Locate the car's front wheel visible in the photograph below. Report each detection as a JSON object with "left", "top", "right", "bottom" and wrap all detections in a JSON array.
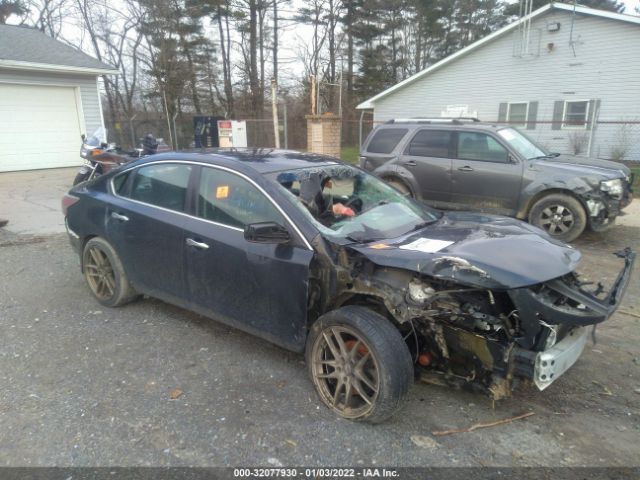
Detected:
[
  {"left": 306, "top": 306, "right": 413, "bottom": 423},
  {"left": 528, "top": 193, "right": 587, "bottom": 242},
  {"left": 82, "top": 237, "right": 138, "bottom": 307}
]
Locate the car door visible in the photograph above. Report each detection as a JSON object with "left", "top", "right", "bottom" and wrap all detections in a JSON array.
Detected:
[
  {"left": 182, "top": 165, "right": 314, "bottom": 352},
  {"left": 106, "top": 162, "right": 193, "bottom": 302},
  {"left": 398, "top": 129, "right": 453, "bottom": 206},
  {"left": 451, "top": 131, "right": 524, "bottom": 215}
]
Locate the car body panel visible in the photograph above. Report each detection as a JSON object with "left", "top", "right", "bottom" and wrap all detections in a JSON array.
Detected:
[{"left": 348, "top": 212, "right": 581, "bottom": 290}]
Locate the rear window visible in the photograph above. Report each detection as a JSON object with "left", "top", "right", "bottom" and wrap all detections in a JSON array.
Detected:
[
  {"left": 366, "top": 128, "right": 408, "bottom": 154},
  {"left": 407, "top": 130, "right": 452, "bottom": 158}
]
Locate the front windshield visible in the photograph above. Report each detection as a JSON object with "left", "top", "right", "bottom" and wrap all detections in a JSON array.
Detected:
[
  {"left": 497, "top": 127, "right": 547, "bottom": 159},
  {"left": 267, "top": 165, "right": 440, "bottom": 243},
  {"left": 85, "top": 127, "right": 107, "bottom": 147}
]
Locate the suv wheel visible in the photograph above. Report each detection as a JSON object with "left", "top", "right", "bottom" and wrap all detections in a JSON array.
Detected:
[
  {"left": 306, "top": 306, "right": 413, "bottom": 423},
  {"left": 528, "top": 193, "right": 587, "bottom": 242}
]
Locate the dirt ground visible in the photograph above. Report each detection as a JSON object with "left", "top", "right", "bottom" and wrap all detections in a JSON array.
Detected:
[{"left": 0, "top": 216, "right": 638, "bottom": 467}]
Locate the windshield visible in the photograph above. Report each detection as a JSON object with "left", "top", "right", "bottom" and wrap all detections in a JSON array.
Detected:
[
  {"left": 267, "top": 165, "right": 440, "bottom": 243},
  {"left": 497, "top": 127, "right": 547, "bottom": 159},
  {"left": 84, "top": 127, "right": 107, "bottom": 147}
]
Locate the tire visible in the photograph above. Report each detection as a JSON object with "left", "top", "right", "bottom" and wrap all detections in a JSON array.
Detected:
[
  {"left": 385, "top": 178, "right": 413, "bottom": 197},
  {"left": 82, "top": 237, "right": 138, "bottom": 307},
  {"left": 306, "top": 305, "right": 413, "bottom": 423},
  {"left": 528, "top": 193, "right": 587, "bottom": 242},
  {"left": 73, "top": 171, "right": 91, "bottom": 186}
]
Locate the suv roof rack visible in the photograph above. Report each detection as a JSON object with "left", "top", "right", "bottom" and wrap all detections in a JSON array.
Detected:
[{"left": 386, "top": 117, "right": 481, "bottom": 125}]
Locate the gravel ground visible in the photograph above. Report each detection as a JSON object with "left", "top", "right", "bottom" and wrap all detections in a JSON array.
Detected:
[{"left": 0, "top": 226, "right": 638, "bottom": 467}]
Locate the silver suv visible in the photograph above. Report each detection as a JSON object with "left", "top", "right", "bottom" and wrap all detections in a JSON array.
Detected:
[{"left": 360, "top": 118, "right": 633, "bottom": 242}]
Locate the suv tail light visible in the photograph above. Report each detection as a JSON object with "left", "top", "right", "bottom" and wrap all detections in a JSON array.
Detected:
[{"left": 61, "top": 194, "right": 80, "bottom": 216}]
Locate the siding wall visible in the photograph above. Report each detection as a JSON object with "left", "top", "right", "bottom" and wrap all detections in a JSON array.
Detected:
[
  {"left": 0, "top": 69, "right": 103, "bottom": 135},
  {"left": 372, "top": 11, "right": 640, "bottom": 160}
]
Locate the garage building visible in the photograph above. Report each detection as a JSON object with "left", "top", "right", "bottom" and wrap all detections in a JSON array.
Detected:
[{"left": 0, "top": 25, "right": 116, "bottom": 172}]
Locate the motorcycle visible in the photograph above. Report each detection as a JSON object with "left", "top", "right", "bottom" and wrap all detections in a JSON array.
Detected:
[{"left": 73, "top": 129, "right": 162, "bottom": 186}]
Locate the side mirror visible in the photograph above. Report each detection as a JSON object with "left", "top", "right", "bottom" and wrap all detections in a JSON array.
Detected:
[{"left": 244, "top": 222, "right": 290, "bottom": 244}]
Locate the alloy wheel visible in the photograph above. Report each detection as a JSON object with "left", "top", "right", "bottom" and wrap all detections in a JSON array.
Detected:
[
  {"left": 310, "top": 326, "right": 380, "bottom": 419},
  {"left": 84, "top": 246, "right": 116, "bottom": 300},
  {"left": 539, "top": 204, "right": 575, "bottom": 235}
]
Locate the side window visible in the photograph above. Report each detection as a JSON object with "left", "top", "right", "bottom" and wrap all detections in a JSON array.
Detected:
[
  {"left": 366, "top": 128, "right": 408, "bottom": 154},
  {"left": 129, "top": 164, "right": 192, "bottom": 212},
  {"left": 112, "top": 171, "right": 131, "bottom": 195},
  {"left": 457, "top": 132, "right": 509, "bottom": 163},
  {"left": 197, "top": 167, "right": 285, "bottom": 229},
  {"left": 406, "top": 130, "right": 451, "bottom": 158}
]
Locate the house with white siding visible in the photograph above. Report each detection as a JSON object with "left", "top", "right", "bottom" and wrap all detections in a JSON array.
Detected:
[
  {"left": 357, "top": 2, "right": 640, "bottom": 161},
  {"left": 0, "top": 25, "right": 117, "bottom": 172}
]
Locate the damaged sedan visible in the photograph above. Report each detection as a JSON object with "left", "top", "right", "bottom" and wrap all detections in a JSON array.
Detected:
[{"left": 63, "top": 150, "right": 634, "bottom": 423}]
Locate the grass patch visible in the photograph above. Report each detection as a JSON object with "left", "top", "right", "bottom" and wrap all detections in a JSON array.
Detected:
[
  {"left": 341, "top": 146, "right": 360, "bottom": 164},
  {"left": 631, "top": 166, "right": 640, "bottom": 189}
]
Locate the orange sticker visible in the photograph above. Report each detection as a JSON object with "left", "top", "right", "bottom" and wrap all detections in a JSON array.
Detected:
[
  {"left": 216, "top": 185, "right": 229, "bottom": 199},
  {"left": 369, "top": 243, "right": 390, "bottom": 249}
]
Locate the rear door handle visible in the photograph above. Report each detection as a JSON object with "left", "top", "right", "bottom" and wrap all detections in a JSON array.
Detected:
[
  {"left": 110, "top": 212, "right": 129, "bottom": 222},
  {"left": 404, "top": 160, "right": 417, "bottom": 167},
  {"left": 186, "top": 238, "right": 209, "bottom": 250},
  {"left": 457, "top": 166, "right": 474, "bottom": 172}
]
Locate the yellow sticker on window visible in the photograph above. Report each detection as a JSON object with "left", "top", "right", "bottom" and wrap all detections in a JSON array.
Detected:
[{"left": 216, "top": 185, "right": 229, "bottom": 199}]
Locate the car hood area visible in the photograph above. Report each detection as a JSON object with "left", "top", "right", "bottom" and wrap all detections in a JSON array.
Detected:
[
  {"left": 348, "top": 212, "right": 582, "bottom": 290},
  {"left": 532, "top": 154, "right": 630, "bottom": 179}
]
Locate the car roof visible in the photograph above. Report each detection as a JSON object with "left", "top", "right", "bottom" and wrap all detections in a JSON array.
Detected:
[{"left": 127, "top": 148, "right": 341, "bottom": 175}]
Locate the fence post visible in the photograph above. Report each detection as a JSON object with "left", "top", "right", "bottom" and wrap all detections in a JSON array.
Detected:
[{"left": 283, "top": 103, "right": 288, "bottom": 149}]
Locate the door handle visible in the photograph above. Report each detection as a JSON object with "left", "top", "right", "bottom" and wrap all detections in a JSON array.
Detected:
[
  {"left": 404, "top": 160, "right": 417, "bottom": 167},
  {"left": 186, "top": 238, "right": 209, "bottom": 250},
  {"left": 110, "top": 212, "right": 129, "bottom": 222},
  {"left": 457, "top": 166, "right": 474, "bottom": 172}
]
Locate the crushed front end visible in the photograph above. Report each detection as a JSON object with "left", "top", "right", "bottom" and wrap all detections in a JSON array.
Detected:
[{"left": 353, "top": 248, "right": 636, "bottom": 399}]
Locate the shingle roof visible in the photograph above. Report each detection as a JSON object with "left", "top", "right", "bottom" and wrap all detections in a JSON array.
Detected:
[{"left": 0, "top": 24, "right": 117, "bottom": 74}]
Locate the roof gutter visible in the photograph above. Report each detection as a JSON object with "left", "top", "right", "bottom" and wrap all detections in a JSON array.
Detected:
[{"left": 0, "top": 59, "right": 118, "bottom": 75}]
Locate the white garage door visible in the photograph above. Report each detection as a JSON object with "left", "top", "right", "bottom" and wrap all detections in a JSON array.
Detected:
[{"left": 0, "top": 83, "right": 84, "bottom": 172}]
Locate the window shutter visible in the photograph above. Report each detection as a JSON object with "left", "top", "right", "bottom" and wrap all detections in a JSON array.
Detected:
[
  {"left": 586, "top": 99, "right": 600, "bottom": 130},
  {"left": 498, "top": 103, "right": 508, "bottom": 123},
  {"left": 526, "top": 101, "right": 538, "bottom": 130},
  {"left": 552, "top": 101, "right": 564, "bottom": 130}
]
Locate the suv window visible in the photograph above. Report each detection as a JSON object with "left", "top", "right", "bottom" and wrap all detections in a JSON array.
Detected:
[
  {"left": 457, "top": 132, "right": 509, "bottom": 163},
  {"left": 367, "top": 128, "right": 408, "bottom": 154},
  {"left": 197, "top": 167, "right": 285, "bottom": 229},
  {"left": 129, "top": 164, "right": 192, "bottom": 212},
  {"left": 406, "top": 130, "right": 451, "bottom": 158}
]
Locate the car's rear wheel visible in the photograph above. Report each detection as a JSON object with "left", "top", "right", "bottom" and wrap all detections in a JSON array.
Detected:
[
  {"left": 528, "top": 193, "right": 586, "bottom": 242},
  {"left": 306, "top": 306, "right": 413, "bottom": 423},
  {"left": 82, "top": 237, "right": 138, "bottom": 307},
  {"left": 385, "top": 178, "right": 413, "bottom": 197}
]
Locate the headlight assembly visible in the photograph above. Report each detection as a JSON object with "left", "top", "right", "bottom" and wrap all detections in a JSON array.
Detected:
[{"left": 600, "top": 178, "right": 623, "bottom": 198}]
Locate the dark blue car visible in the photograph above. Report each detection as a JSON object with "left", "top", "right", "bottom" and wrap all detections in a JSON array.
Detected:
[{"left": 63, "top": 149, "right": 634, "bottom": 422}]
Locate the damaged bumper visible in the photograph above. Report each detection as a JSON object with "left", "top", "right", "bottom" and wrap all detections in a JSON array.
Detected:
[
  {"left": 515, "top": 326, "right": 589, "bottom": 390},
  {"left": 509, "top": 248, "right": 635, "bottom": 327}
]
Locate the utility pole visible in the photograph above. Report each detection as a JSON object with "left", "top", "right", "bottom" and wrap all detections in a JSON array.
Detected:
[
  {"left": 273, "top": 0, "right": 278, "bottom": 86},
  {"left": 310, "top": 75, "right": 316, "bottom": 115},
  {"left": 271, "top": 78, "right": 280, "bottom": 149}
]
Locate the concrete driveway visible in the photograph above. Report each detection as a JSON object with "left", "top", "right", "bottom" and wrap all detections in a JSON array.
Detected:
[{"left": 0, "top": 167, "right": 76, "bottom": 235}]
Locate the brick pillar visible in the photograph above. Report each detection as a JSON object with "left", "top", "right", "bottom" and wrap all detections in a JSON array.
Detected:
[{"left": 305, "top": 113, "right": 342, "bottom": 158}]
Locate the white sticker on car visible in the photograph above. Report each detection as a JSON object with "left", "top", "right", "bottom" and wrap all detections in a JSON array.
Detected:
[{"left": 399, "top": 238, "right": 454, "bottom": 253}]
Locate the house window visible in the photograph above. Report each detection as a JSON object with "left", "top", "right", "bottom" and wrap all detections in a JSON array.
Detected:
[
  {"left": 507, "top": 102, "right": 528, "bottom": 126},
  {"left": 563, "top": 100, "right": 590, "bottom": 129}
]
